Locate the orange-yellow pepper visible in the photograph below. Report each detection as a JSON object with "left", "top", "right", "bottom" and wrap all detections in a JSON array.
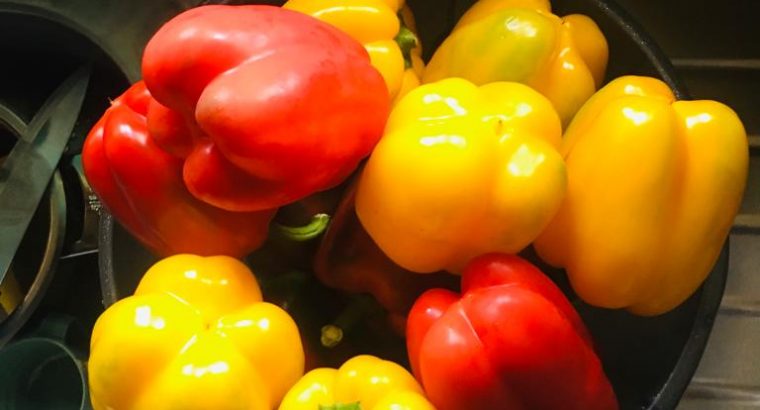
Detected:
[
  {"left": 279, "top": 355, "right": 435, "bottom": 410},
  {"left": 355, "top": 77, "right": 566, "bottom": 274},
  {"left": 534, "top": 76, "right": 749, "bottom": 315},
  {"left": 423, "top": 0, "right": 608, "bottom": 125},
  {"left": 88, "top": 255, "right": 304, "bottom": 409},
  {"left": 283, "top": 0, "right": 424, "bottom": 102}
]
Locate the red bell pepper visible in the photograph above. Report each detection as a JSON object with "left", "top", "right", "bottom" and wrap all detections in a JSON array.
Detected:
[
  {"left": 407, "top": 253, "right": 618, "bottom": 410},
  {"left": 141, "top": 5, "right": 390, "bottom": 212},
  {"left": 82, "top": 82, "right": 275, "bottom": 257}
]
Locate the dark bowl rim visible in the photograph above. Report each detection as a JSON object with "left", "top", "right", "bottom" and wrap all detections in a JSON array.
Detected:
[{"left": 592, "top": 0, "right": 690, "bottom": 100}]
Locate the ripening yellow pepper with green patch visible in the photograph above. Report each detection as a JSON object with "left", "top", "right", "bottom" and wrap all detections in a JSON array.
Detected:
[{"left": 423, "top": 0, "right": 608, "bottom": 125}]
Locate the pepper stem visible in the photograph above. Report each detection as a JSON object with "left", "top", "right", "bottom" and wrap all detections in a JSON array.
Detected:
[
  {"left": 319, "top": 403, "right": 362, "bottom": 410},
  {"left": 395, "top": 25, "right": 418, "bottom": 70},
  {"left": 321, "top": 294, "right": 381, "bottom": 348},
  {"left": 320, "top": 324, "right": 344, "bottom": 348},
  {"left": 272, "top": 213, "right": 330, "bottom": 242}
]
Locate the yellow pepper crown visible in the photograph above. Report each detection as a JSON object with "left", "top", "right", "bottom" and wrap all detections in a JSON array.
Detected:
[
  {"left": 88, "top": 254, "right": 305, "bottom": 410},
  {"left": 356, "top": 77, "right": 566, "bottom": 274},
  {"left": 279, "top": 355, "right": 435, "bottom": 410}
]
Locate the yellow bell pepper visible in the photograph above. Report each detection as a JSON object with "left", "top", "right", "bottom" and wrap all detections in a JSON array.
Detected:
[
  {"left": 534, "top": 76, "right": 749, "bottom": 315},
  {"left": 423, "top": 0, "right": 608, "bottom": 125},
  {"left": 88, "top": 254, "right": 305, "bottom": 410},
  {"left": 355, "top": 77, "right": 566, "bottom": 274},
  {"left": 283, "top": 0, "right": 424, "bottom": 102},
  {"left": 279, "top": 355, "right": 435, "bottom": 410}
]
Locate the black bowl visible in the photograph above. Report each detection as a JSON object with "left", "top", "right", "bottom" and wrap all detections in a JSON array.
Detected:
[{"left": 96, "top": 1, "right": 726, "bottom": 409}]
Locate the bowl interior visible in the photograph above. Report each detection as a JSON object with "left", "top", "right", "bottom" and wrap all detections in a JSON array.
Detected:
[{"left": 98, "top": 1, "right": 726, "bottom": 409}]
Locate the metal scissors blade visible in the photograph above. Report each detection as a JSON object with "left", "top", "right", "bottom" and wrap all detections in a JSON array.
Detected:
[{"left": 0, "top": 66, "right": 91, "bottom": 284}]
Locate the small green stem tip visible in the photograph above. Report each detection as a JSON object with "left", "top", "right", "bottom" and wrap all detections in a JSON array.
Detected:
[
  {"left": 321, "top": 324, "right": 344, "bottom": 348},
  {"left": 320, "top": 294, "right": 382, "bottom": 348},
  {"left": 273, "top": 213, "right": 331, "bottom": 242},
  {"left": 395, "top": 25, "right": 418, "bottom": 69},
  {"left": 319, "top": 402, "right": 361, "bottom": 410}
]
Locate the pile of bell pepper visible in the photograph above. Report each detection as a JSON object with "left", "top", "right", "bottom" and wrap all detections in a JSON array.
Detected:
[{"left": 82, "top": 1, "right": 749, "bottom": 409}]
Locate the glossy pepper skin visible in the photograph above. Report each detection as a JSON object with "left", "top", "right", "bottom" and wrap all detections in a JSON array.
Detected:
[
  {"left": 283, "top": 0, "right": 424, "bottom": 103},
  {"left": 355, "top": 78, "right": 566, "bottom": 273},
  {"left": 141, "top": 5, "right": 389, "bottom": 212},
  {"left": 314, "top": 183, "right": 458, "bottom": 334},
  {"left": 407, "top": 253, "right": 617, "bottom": 410},
  {"left": 279, "top": 355, "right": 434, "bottom": 410},
  {"left": 534, "top": 76, "right": 749, "bottom": 315},
  {"left": 88, "top": 254, "right": 304, "bottom": 410},
  {"left": 423, "top": 0, "right": 608, "bottom": 125},
  {"left": 82, "top": 81, "right": 275, "bottom": 257}
]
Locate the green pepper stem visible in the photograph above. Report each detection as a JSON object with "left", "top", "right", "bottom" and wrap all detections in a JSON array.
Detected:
[
  {"left": 395, "top": 25, "right": 418, "bottom": 70},
  {"left": 272, "top": 213, "right": 330, "bottom": 242},
  {"left": 320, "top": 294, "right": 381, "bottom": 348},
  {"left": 320, "top": 324, "right": 344, "bottom": 348},
  {"left": 319, "top": 402, "right": 361, "bottom": 410}
]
